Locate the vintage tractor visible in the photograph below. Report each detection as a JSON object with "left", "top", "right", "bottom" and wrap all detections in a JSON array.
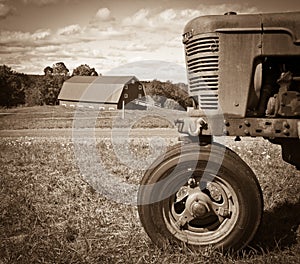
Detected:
[{"left": 138, "top": 11, "right": 300, "bottom": 252}]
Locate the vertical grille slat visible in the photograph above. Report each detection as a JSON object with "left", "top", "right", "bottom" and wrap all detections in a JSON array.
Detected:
[{"left": 185, "top": 34, "right": 219, "bottom": 110}]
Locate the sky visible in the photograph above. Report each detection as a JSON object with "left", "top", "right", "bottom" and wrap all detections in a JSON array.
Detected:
[{"left": 0, "top": 0, "right": 300, "bottom": 83}]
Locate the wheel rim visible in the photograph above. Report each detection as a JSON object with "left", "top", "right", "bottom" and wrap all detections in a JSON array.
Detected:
[{"left": 161, "top": 168, "right": 239, "bottom": 246}]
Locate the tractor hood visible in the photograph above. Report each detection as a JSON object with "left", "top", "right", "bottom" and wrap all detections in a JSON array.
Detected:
[{"left": 183, "top": 12, "right": 300, "bottom": 44}]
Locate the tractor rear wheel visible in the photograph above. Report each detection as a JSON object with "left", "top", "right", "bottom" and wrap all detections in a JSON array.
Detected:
[{"left": 138, "top": 143, "right": 263, "bottom": 252}]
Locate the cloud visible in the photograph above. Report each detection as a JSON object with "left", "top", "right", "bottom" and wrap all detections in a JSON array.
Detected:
[
  {"left": 118, "top": 5, "right": 259, "bottom": 56},
  {"left": 35, "top": 45, "right": 60, "bottom": 53},
  {"left": 122, "top": 8, "right": 150, "bottom": 27},
  {"left": 122, "top": 5, "right": 258, "bottom": 32},
  {"left": 57, "top": 24, "right": 81, "bottom": 36},
  {"left": 97, "top": 26, "right": 126, "bottom": 37},
  {"left": 121, "top": 8, "right": 201, "bottom": 35},
  {"left": 0, "top": 39, "right": 107, "bottom": 75},
  {"left": 159, "top": 9, "right": 177, "bottom": 21},
  {"left": 111, "top": 43, "right": 148, "bottom": 52},
  {"left": 0, "top": 23, "right": 128, "bottom": 54},
  {"left": 0, "top": 29, "right": 52, "bottom": 47},
  {"left": 95, "top": 7, "right": 114, "bottom": 22},
  {"left": 0, "top": 45, "right": 32, "bottom": 55},
  {"left": 89, "top": 7, "right": 115, "bottom": 26},
  {"left": 106, "top": 60, "right": 187, "bottom": 83},
  {"left": 0, "top": 2, "right": 14, "bottom": 19},
  {"left": 32, "top": 29, "right": 51, "bottom": 40},
  {"left": 196, "top": 3, "right": 258, "bottom": 15},
  {"left": 85, "top": 26, "right": 130, "bottom": 40},
  {"left": 1, "top": 3, "right": 260, "bottom": 79},
  {"left": 22, "top": 0, "right": 60, "bottom": 6}
]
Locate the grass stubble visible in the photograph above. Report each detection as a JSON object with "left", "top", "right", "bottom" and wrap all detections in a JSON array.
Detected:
[{"left": 0, "top": 107, "right": 299, "bottom": 263}]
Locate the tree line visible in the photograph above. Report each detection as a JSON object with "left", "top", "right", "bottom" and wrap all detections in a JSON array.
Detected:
[
  {"left": 0, "top": 62, "right": 100, "bottom": 107},
  {"left": 43, "top": 62, "right": 99, "bottom": 77},
  {"left": 142, "top": 80, "right": 191, "bottom": 109},
  {"left": 0, "top": 62, "right": 191, "bottom": 108}
]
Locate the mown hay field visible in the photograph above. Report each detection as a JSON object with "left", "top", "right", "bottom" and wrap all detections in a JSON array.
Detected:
[
  {"left": 0, "top": 106, "right": 299, "bottom": 263},
  {"left": 0, "top": 105, "right": 176, "bottom": 130}
]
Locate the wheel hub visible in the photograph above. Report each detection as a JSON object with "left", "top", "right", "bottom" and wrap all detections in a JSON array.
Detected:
[
  {"left": 174, "top": 183, "right": 233, "bottom": 229},
  {"left": 185, "top": 191, "right": 211, "bottom": 218},
  {"left": 191, "top": 201, "right": 207, "bottom": 217}
]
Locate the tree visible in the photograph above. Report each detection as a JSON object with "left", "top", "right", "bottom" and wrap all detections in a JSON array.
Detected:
[
  {"left": 44, "top": 66, "right": 53, "bottom": 75},
  {"left": 25, "top": 75, "right": 44, "bottom": 106},
  {"left": 41, "top": 75, "right": 68, "bottom": 105},
  {"left": 72, "top": 64, "right": 98, "bottom": 76},
  {"left": 145, "top": 79, "right": 192, "bottom": 109},
  {"left": 0, "top": 65, "right": 25, "bottom": 107},
  {"left": 0, "top": 65, "right": 12, "bottom": 106},
  {"left": 52, "top": 62, "right": 69, "bottom": 76}
]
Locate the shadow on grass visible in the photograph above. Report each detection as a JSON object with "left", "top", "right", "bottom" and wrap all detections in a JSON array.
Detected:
[{"left": 250, "top": 199, "right": 300, "bottom": 252}]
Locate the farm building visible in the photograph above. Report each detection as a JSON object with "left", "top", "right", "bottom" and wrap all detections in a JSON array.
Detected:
[{"left": 58, "top": 75, "right": 146, "bottom": 110}]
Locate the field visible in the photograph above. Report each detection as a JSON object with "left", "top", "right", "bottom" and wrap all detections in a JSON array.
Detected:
[
  {"left": 0, "top": 106, "right": 176, "bottom": 130},
  {"left": 0, "top": 106, "right": 300, "bottom": 263}
]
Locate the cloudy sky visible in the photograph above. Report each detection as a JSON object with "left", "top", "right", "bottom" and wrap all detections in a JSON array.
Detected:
[{"left": 0, "top": 0, "right": 300, "bottom": 82}]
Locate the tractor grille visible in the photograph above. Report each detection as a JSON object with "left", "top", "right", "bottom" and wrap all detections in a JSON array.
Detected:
[{"left": 185, "top": 35, "right": 219, "bottom": 110}]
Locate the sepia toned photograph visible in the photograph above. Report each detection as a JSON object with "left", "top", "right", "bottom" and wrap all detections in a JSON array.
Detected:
[{"left": 0, "top": 0, "right": 300, "bottom": 263}]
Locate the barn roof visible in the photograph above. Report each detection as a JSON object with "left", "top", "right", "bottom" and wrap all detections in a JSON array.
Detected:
[{"left": 58, "top": 75, "right": 139, "bottom": 103}]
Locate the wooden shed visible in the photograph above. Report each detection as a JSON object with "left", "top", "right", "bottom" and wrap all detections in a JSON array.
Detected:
[{"left": 58, "top": 75, "right": 146, "bottom": 110}]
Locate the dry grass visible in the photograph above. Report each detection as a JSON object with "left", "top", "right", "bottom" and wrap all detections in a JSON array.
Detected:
[
  {"left": 0, "top": 137, "right": 299, "bottom": 263},
  {"left": 0, "top": 106, "right": 299, "bottom": 263},
  {"left": 0, "top": 105, "right": 176, "bottom": 130}
]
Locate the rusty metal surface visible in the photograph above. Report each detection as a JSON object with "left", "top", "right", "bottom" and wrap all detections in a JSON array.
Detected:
[
  {"left": 183, "top": 13, "right": 261, "bottom": 38},
  {"left": 261, "top": 12, "right": 300, "bottom": 44},
  {"left": 277, "top": 91, "right": 300, "bottom": 116},
  {"left": 218, "top": 33, "right": 262, "bottom": 117},
  {"left": 183, "top": 11, "right": 300, "bottom": 118},
  {"left": 223, "top": 118, "right": 299, "bottom": 138},
  {"left": 176, "top": 116, "right": 300, "bottom": 139},
  {"left": 183, "top": 12, "right": 300, "bottom": 43}
]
